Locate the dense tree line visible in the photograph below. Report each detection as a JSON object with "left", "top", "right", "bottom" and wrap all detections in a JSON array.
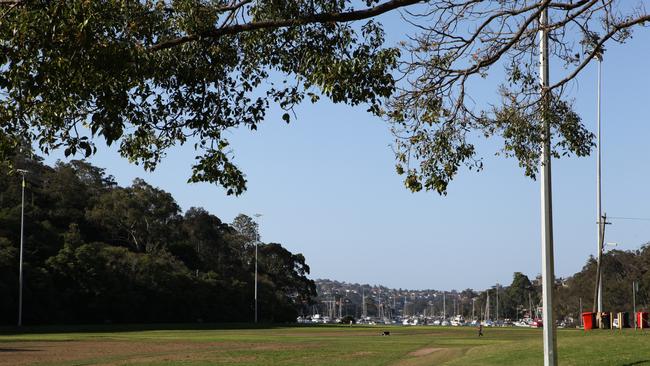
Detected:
[
  {"left": 0, "top": 152, "right": 315, "bottom": 325},
  {"left": 556, "top": 248, "right": 650, "bottom": 321},
  {"left": 484, "top": 252, "right": 650, "bottom": 323}
]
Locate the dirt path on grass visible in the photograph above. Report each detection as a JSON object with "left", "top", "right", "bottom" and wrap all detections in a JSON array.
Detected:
[
  {"left": 393, "top": 346, "right": 467, "bottom": 366},
  {"left": 408, "top": 347, "right": 443, "bottom": 356}
]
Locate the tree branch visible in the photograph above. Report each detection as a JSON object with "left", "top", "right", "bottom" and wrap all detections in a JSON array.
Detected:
[
  {"left": 217, "top": 0, "right": 253, "bottom": 13},
  {"left": 550, "top": 13, "right": 650, "bottom": 91},
  {"left": 149, "top": 0, "right": 422, "bottom": 52}
]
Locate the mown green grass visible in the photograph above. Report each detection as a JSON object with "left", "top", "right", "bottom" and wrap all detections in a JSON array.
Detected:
[{"left": 1, "top": 324, "right": 649, "bottom": 365}]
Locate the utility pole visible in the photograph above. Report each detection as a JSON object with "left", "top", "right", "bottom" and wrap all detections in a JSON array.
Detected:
[
  {"left": 539, "top": 5, "right": 558, "bottom": 365},
  {"left": 17, "top": 169, "right": 27, "bottom": 327},
  {"left": 593, "top": 213, "right": 610, "bottom": 313}
]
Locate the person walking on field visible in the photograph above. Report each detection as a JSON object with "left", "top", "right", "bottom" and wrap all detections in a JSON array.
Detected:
[{"left": 478, "top": 324, "right": 483, "bottom": 337}]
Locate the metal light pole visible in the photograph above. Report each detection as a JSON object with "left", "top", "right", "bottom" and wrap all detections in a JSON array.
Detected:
[
  {"left": 539, "top": 6, "right": 558, "bottom": 365},
  {"left": 579, "top": 297, "right": 583, "bottom": 327},
  {"left": 595, "top": 239, "right": 617, "bottom": 316},
  {"left": 253, "top": 213, "right": 262, "bottom": 324},
  {"left": 254, "top": 238, "right": 258, "bottom": 323},
  {"left": 596, "top": 56, "right": 604, "bottom": 314},
  {"left": 17, "top": 169, "right": 28, "bottom": 327},
  {"left": 633, "top": 281, "right": 638, "bottom": 329}
]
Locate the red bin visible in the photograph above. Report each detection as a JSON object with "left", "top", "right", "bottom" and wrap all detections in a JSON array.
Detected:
[
  {"left": 637, "top": 312, "right": 649, "bottom": 329},
  {"left": 582, "top": 312, "right": 596, "bottom": 330}
]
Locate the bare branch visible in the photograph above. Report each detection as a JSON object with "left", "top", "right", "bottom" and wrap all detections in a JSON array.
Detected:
[
  {"left": 149, "top": 0, "right": 422, "bottom": 52},
  {"left": 217, "top": 0, "right": 253, "bottom": 13},
  {"left": 550, "top": 13, "right": 650, "bottom": 91}
]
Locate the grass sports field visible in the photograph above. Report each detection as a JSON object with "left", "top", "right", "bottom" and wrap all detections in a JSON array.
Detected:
[{"left": 1, "top": 324, "right": 649, "bottom": 365}]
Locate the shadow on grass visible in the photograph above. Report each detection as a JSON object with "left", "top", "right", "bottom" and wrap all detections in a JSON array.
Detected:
[
  {"left": 0, "top": 348, "right": 41, "bottom": 352},
  {"left": 0, "top": 323, "right": 330, "bottom": 335},
  {"left": 0, "top": 322, "right": 332, "bottom": 336},
  {"left": 621, "top": 361, "right": 650, "bottom": 366}
]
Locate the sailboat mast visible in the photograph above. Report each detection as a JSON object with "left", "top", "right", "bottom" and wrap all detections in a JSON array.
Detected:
[
  {"left": 496, "top": 284, "right": 499, "bottom": 323},
  {"left": 443, "top": 292, "right": 446, "bottom": 319},
  {"left": 485, "top": 290, "right": 490, "bottom": 321}
]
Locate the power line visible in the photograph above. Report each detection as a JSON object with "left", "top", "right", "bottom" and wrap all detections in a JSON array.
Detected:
[{"left": 609, "top": 216, "right": 650, "bottom": 222}]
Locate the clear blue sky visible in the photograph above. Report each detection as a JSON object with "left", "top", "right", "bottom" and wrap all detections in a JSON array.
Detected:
[{"left": 45, "top": 10, "right": 650, "bottom": 291}]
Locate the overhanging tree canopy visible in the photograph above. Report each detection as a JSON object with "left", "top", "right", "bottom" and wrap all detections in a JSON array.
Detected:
[
  {"left": 0, "top": 0, "right": 418, "bottom": 194},
  {"left": 1, "top": 1, "right": 648, "bottom": 195}
]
